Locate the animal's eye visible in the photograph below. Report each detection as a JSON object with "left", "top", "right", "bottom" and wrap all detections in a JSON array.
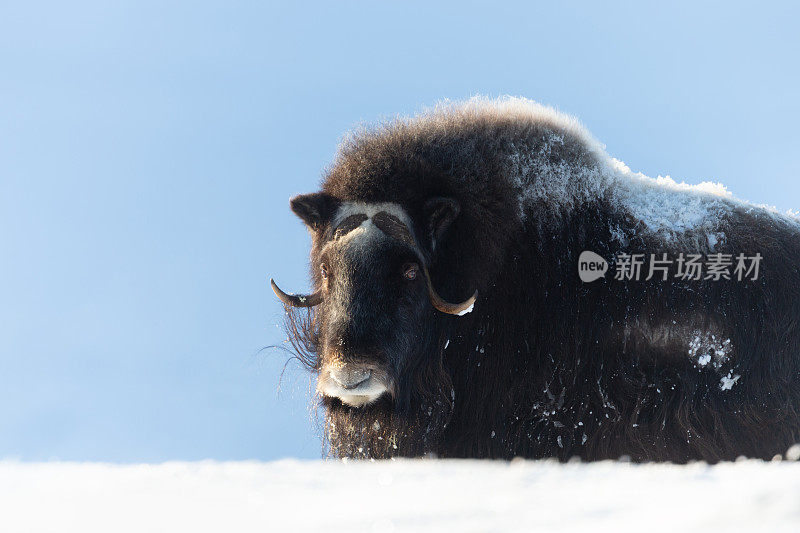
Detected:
[
  {"left": 403, "top": 263, "right": 419, "bottom": 281},
  {"left": 320, "top": 263, "right": 329, "bottom": 279}
]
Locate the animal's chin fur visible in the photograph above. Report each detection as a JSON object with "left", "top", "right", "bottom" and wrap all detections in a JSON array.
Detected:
[
  {"left": 321, "top": 390, "right": 451, "bottom": 459},
  {"left": 323, "top": 392, "right": 384, "bottom": 408},
  {"left": 323, "top": 391, "right": 388, "bottom": 408}
]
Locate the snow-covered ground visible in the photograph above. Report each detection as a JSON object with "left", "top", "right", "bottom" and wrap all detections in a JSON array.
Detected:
[{"left": 3, "top": 459, "right": 800, "bottom": 532}]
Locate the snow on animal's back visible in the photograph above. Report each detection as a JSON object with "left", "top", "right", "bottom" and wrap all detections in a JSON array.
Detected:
[{"left": 356, "top": 96, "right": 800, "bottom": 244}]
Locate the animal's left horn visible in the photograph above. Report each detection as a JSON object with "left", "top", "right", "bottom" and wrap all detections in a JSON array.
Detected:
[
  {"left": 423, "top": 267, "right": 477, "bottom": 316},
  {"left": 270, "top": 279, "right": 323, "bottom": 308}
]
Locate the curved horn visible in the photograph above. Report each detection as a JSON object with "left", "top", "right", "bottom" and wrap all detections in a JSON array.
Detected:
[
  {"left": 270, "top": 278, "right": 323, "bottom": 308},
  {"left": 423, "top": 267, "right": 477, "bottom": 316}
]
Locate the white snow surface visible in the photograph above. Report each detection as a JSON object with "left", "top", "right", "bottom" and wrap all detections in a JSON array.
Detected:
[{"left": 3, "top": 459, "right": 800, "bottom": 532}]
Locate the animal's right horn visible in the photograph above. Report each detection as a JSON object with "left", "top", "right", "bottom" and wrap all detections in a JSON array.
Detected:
[
  {"left": 423, "top": 267, "right": 477, "bottom": 316},
  {"left": 270, "top": 279, "right": 323, "bottom": 308}
]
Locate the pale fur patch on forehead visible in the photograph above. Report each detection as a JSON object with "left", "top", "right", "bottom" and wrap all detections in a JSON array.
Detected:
[
  {"left": 322, "top": 201, "right": 418, "bottom": 255},
  {"left": 333, "top": 201, "right": 413, "bottom": 229}
]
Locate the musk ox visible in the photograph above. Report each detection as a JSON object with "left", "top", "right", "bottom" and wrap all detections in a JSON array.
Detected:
[{"left": 273, "top": 97, "right": 800, "bottom": 462}]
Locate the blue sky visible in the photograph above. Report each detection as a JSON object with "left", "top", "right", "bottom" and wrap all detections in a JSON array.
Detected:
[{"left": 1, "top": 1, "right": 798, "bottom": 461}]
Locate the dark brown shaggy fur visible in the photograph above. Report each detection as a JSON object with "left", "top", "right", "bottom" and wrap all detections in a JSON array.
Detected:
[{"left": 283, "top": 98, "right": 800, "bottom": 462}]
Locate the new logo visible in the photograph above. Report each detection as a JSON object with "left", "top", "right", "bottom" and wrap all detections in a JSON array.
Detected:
[{"left": 578, "top": 251, "right": 609, "bottom": 282}]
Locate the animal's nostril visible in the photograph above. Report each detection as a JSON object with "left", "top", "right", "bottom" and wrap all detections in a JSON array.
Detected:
[{"left": 330, "top": 368, "right": 372, "bottom": 389}]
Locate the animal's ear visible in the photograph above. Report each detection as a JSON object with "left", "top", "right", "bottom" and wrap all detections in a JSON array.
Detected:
[
  {"left": 423, "top": 197, "right": 460, "bottom": 250},
  {"left": 290, "top": 193, "right": 337, "bottom": 230}
]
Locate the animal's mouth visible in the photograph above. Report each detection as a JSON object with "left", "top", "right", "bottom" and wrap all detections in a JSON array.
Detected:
[{"left": 317, "top": 364, "right": 391, "bottom": 407}]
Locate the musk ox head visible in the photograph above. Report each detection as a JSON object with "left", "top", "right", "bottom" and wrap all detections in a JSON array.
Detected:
[{"left": 272, "top": 192, "right": 476, "bottom": 411}]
